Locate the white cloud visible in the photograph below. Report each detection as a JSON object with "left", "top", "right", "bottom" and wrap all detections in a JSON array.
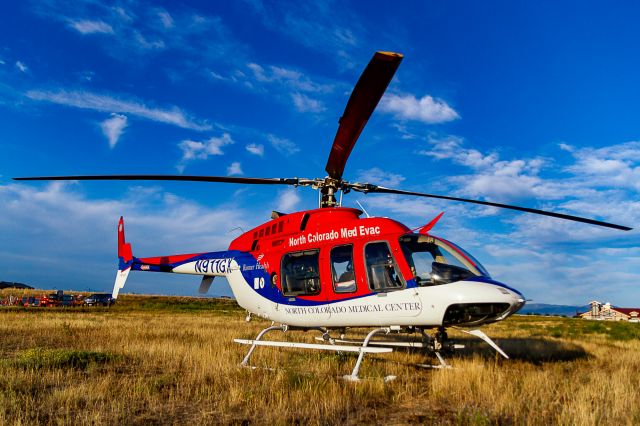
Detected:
[
  {"left": 420, "top": 136, "right": 556, "bottom": 202},
  {"left": 100, "top": 113, "right": 128, "bottom": 148},
  {"left": 558, "top": 142, "right": 574, "bottom": 152},
  {"left": 34, "top": 1, "right": 244, "bottom": 60},
  {"left": 275, "top": 188, "right": 301, "bottom": 212},
  {"left": 356, "top": 167, "right": 405, "bottom": 187},
  {"left": 243, "top": 1, "right": 362, "bottom": 60},
  {"left": 0, "top": 182, "right": 255, "bottom": 295},
  {"left": 68, "top": 19, "right": 114, "bottom": 34},
  {"left": 422, "top": 136, "right": 497, "bottom": 168},
  {"left": 246, "top": 62, "right": 334, "bottom": 94},
  {"left": 566, "top": 141, "right": 640, "bottom": 192},
  {"left": 291, "top": 92, "right": 325, "bottom": 113},
  {"left": 15, "top": 61, "right": 28, "bottom": 73},
  {"left": 156, "top": 9, "right": 174, "bottom": 29},
  {"left": 415, "top": 137, "right": 637, "bottom": 243},
  {"left": 133, "top": 32, "right": 165, "bottom": 50},
  {"left": 26, "top": 89, "right": 211, "bottom": 131},
  {"left": 379, "top": 93, "right": 459, "bottom": 124},
  {"left": 245, "top": 143, "right": 264, "bottom": 156},
  {"left": 178, "top": 133, "right": 234, "bottom": 172},
  {"left": 227, "top": 161, "right": 243, "bottom": 175},
  {"left": 267, "top": 134, "right": 299, "bottom": 155}
]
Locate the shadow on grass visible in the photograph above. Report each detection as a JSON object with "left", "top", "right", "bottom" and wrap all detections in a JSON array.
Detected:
[{"left": 450, "top": 337, "right": 590, "bottom": 364}]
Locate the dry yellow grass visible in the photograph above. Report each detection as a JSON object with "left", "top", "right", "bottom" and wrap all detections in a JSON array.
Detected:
[{"left": 1, "top": 292, "right": 640, "bottom": 425}]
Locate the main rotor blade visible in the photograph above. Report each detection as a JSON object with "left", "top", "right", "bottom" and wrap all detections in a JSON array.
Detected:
[
  {"left": 13, "top": 175, "right": 302, "bottom": 186},
  {"left": 353, "top": 185, "right": 632, "bottom": 231},
  {"left": 325, "top": 51, "right": 403, "bottom": 180}
]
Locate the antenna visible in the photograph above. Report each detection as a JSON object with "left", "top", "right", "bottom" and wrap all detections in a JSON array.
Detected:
[
  {"left": 227, "top": 226, "right": 245, "bottom": 236},
  {"left": 356, "top": 200, "right": 371, "bottom": 218}
]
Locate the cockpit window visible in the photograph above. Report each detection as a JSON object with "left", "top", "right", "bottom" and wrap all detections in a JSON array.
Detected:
[{"left": 399, "top": 234, "right": 490, "bottom": 286}]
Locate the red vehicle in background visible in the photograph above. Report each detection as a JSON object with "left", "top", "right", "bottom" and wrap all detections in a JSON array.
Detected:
[{"left": 40, "top": 292, "right": 62, "bottom": 307}]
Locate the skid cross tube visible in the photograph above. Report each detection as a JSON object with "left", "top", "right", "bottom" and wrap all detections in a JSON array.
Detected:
[
  {"left": 344, "top": 327, "right": 390, "bottom": 381},
  {"left": 240, "top": 325, "right": 287, "bottom": 367}
]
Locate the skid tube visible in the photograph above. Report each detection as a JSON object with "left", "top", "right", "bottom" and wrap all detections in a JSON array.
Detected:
[{"left": 236, "top": 325, "right": 396, "bottom": 381}]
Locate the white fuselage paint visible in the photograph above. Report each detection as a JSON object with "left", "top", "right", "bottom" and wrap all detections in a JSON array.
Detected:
[{"left": 187, "top": 260, "right": 525, "bottom": 328}]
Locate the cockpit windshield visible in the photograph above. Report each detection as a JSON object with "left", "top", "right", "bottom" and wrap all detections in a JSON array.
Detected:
[{"left": 399, "top": 234, "right": 490, "bottom": 286}]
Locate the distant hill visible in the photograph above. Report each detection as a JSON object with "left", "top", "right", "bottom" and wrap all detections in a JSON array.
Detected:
[
  {"left": 0, "top": 281, "right": 34, "bottom": 290},
  {"left": 518, "top": 303, "right": 589, "bottom": 317}
]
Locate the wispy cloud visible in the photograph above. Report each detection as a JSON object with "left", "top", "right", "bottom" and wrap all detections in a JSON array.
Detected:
[
  {"left": 26, "top": 89, "right": 211, "bottom": 131},
  {"left": 68, "top": 19, "right": 114, "bottom": 34},
  {"left": 291, "top": 93, "right": 324, "bottom": 113},
  {"left": 356, "top": 167, "right": 405, "bottom": 187},
  {"left": 414, "top": 137, "right": 637, "bottom": 240},
  {"left": 15, "top": 61, "right": 28, "bottom": 73},
  {"left": 155, "top": 9, "right": 174, "bottom": 29},
  {"left": 0, "top": 182, "right": 254, "bottom": 294},
  {"left": 565, "top": 141, "right": 640, "bottom": 192},
  {"left": 245, "top": 143, "right": 264, "bottom": 156},
  {"left": 267, "top": 134, "right": 299, "bottom": 155},
  {"left": 420, "top": 136, "right": 554, "bottom": 202},
  {"left": 178, "top": 133, "right": 234, "bottom": 172},
  {"left": 379, "top": 93, "right": 459, "bottom": 124},
  {"left": 275, "top": 188, "right": 301, "bottom": 212},
  {"left": 33, "top": 1, "right": 241, "bottom": 58},
  {"left": 100, "top": 113, "right": 128, "bottom": 148},
  {"left": 247, "top": 62, "right": 333, "bottom": 93},
  {"left": 242, "top": 0, "right": 363, "bottom": 62}
]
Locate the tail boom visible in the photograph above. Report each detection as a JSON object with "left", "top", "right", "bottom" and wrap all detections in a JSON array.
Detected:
[{"left": 112, "top": 217, "right": 239, "bottom": 298}]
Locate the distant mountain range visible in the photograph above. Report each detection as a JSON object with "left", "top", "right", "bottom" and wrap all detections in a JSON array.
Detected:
[
  {"left": 518, "top": 303, "right": 589, "bottom": 317},
  {"left": 0, "top": 281, "right": 34, "bottom": 290}
]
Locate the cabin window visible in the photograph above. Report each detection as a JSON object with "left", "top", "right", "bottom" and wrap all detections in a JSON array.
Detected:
[
  {"left": 331, "top": 245, "right": 356, "bottom": 293},
  {"left": 265, "top": 226, "right": 271, "bottom": 236},
  {"left": 281, "top": 250, "right": 321, "bottom": 296},
  {"left": 259, "top": 229, "right": 264, "bottom": 238},
  {"left": 364, "top": 242, "right": 404, "bottom": 291},
  {"left": 278, "top": 222, "right": 284, "bottom": 233},
  {"left": 271, "top": 224, "right": 277, "bottom": 234}
]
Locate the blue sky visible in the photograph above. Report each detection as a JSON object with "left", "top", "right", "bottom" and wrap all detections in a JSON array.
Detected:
[{"left": 1, "top": 1, "right": 638, "bottom": 305}]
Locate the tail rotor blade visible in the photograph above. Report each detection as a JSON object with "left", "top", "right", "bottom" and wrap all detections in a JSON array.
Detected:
[{"left": 325, "top": 51, "right": 403, "bottom": 180}]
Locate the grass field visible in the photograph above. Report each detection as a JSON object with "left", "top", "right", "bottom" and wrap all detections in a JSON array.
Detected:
[{"left": 1, "top": 290, "right": 639, "bottom": 425}]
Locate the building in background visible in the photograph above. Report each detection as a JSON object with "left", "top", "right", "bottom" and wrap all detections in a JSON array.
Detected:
[{"left": 581, "top": 301, "right": 640, "bottom": 322}]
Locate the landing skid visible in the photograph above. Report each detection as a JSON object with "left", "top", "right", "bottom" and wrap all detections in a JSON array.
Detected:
[
  {"left": 234, "top": 325, "right": 395, "bottom": 381},
  {"left": 418, "top": 327, "right": 509, "bottom": 368},
  {"left": 234, "top": 325, "right": 509, "bottom": 379}
]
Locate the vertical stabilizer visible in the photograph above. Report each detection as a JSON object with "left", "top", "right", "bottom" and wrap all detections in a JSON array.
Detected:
[{"left": 113, "top": 216, "right": 133, "bottom": 299}]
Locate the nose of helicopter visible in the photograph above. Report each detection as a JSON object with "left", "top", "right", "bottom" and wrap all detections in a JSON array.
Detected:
[{"left": 438, "top": 278, "right": 526, "bottom": 326}]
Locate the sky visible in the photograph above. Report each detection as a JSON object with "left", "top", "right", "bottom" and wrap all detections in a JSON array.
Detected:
[{"left": 0, "top": 0, "right": 639, "bottom": 305}]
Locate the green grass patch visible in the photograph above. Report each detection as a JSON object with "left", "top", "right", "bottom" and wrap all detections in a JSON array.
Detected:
[
  {"left": 109, "top": 295, "right": 243, "bottom": 313},
  {"left": 10, "top": 348, "right": 122, "bottom": 370},
  {"left": 524, "top": 317, "right": 640, "bottom": 341}
]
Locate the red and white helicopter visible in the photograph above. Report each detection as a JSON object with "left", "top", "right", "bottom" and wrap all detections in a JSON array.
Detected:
[{"left": 16, "top": 52, "right": 631, "bottom": 380}]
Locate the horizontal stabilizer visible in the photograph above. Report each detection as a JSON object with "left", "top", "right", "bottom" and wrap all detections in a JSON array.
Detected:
[{"left": 199, "top": 276, "right": 214, "bottom": 294}]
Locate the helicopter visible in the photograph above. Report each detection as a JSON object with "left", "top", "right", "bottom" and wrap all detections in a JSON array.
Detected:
[{"left": 15, "top": 51, "right": 631, "bottom": 381}]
